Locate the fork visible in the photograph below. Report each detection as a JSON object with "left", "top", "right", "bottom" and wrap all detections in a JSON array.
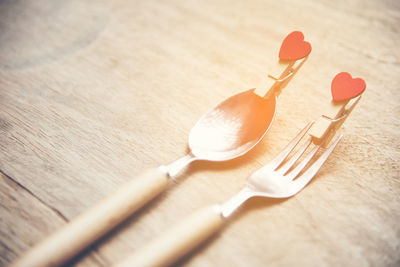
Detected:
[{"left": 115, "top": 122, "right": 342, "bottom": 267}]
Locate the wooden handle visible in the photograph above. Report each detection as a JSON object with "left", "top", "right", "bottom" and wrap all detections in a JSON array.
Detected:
[
  {"left": 12, "top": 168, "right": 169, "bottom": 267},
  {"left": 115, "top": 205, "right": 224, "bottom": 267}
]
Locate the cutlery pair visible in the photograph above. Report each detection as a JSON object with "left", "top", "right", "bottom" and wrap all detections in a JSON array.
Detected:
[
  {"left": 115, "top": 88, "right": 365, "bottom": 266},
  {"left": 12, "top": 32, "right": 365, "bottom": 267}
]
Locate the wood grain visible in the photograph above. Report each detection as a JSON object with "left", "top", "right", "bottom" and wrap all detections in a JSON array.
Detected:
[
  {"left": 0, "top": 172, "right": 106, "bottom": 267},
  {"left": 1, "top": 0, "right": 399, "bottom": 266}
]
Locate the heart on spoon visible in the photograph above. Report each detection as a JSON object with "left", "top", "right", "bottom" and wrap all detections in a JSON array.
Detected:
[
  {"left": 279, "top": 31, "right": 312, "bottom": 60},
  {"left": 331, "top": 72, "right": 366, "bottom": 101}
]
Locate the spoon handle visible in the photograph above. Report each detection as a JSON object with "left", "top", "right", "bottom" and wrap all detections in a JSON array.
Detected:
[
  {"left": 115, "top": 205, "right": 224, "bottom": 267},
  {"left": 12, "top": 168, "right": 169, "bottom": 267}
]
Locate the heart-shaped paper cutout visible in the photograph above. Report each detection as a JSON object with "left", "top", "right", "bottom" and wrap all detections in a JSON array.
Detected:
[
  {"left": 279, "top": 31, "right": 312, "bottom": 60},
  {"left": 331, "top": 72, "right": 366, "bottom": 101}
]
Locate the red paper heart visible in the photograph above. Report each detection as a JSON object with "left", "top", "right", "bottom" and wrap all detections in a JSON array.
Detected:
[
  {"left": 279, "top": 31, "right": 312, "bottom": 60},
  {"left": 331, "top": 72, "right": 366, "bottom": 101}
]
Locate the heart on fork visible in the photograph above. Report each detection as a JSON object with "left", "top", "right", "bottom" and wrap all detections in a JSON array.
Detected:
[
  {"left": 331, "top": 72, "right": 366, "bottom": 101},
  {"left": 279, "top": 31, "right": 312, "bottom": 60}
]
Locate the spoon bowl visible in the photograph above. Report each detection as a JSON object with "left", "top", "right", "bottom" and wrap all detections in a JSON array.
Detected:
[{"left": 189, "top": 89, "right": 276, "bottom": 161}]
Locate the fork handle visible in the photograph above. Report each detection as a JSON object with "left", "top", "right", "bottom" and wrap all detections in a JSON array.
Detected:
[
  {"left": 115, "top": 205, "right": 224, "bottom": 267},
  {"left": 12, "top": 168, "right": 169, "bottom": 267}
]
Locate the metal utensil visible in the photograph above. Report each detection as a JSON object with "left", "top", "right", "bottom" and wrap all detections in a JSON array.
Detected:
[
  {"left": 164, "top": 88, "right": 277, "bottom": 176},
  {"left": 115, "top": 122, "right": 342, "bottom": 267},
  {"left": 12, "top": 33, "right": 310, "bottom": 267}
]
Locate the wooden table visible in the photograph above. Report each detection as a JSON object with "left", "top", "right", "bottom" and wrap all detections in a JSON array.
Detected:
[{"left": 1, "top": 0, "right": 399, "bottom": 266}]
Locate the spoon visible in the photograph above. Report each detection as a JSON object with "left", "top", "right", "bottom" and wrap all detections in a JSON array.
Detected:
[
  {"left": 12, "top": 31, "right": 311, "bottom": 267},
  {"left": 164, "top": 88, "right": 277, "bottom": 177}
]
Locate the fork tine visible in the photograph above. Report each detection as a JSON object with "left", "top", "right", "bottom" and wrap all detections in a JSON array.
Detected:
[
  {"left": 268, "top": 121, "right": 314, "bottom": 170},
  {"left": 286, "top": 142, "right": 320, "bottom": 180},
  {"left": 292, "top": 135, "right": 343, "bottom": 188},
  {"left": 278, "top": 137, "right": 312, "bottom": 175}
]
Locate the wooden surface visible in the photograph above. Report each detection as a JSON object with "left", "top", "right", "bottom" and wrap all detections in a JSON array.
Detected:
[{"left": 1, "top": 0, "right": 399, "bottom": 266}]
